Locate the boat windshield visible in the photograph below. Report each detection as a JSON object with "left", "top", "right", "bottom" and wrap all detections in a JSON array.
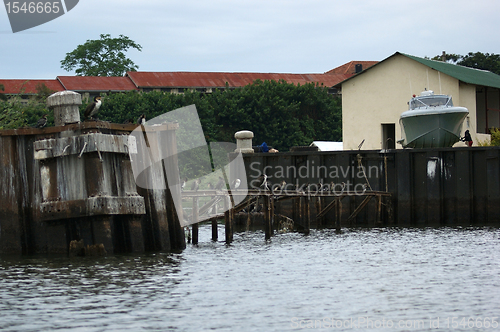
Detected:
[{"left": 410, "top": 96, "right": 453, "bottom": 109}]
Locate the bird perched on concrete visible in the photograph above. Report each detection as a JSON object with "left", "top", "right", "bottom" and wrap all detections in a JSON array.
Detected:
[
  {"left": 137, "top": 113, "right": 146, "bottom": 125},
  {"left": 181, "top": 178, "right": 187, "bottom": 191},
  {"left": 231, "top": 178, "right": 241, "bottom": 189},
  {"left": 84, "top": 96, "right": 102, "bottom": 120},
  {"left": 191, "top": 178, "right": 201, "bottom": 191},
  {"left": 257, "top": 174, "right": 269, "bottom": 190},
  {"left": 35, "top": 114, "right": 48, "bottom": 128}
]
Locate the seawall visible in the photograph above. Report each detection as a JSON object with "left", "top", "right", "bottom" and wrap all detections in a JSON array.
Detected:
[{"left": 240, "top": 147, "right": 500, "bottom": 228}]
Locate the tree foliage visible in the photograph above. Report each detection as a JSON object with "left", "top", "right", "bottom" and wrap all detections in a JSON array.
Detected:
[
  {"left": 457, "top": 52, "right": 500, "bottom": 75},
  {"left": 0, "top": 80, "right": 341, "bottom": 152},
  {"left": 61, "top": 34, "right": 142, "bottom": 76},
  {"left": 0, "top": 95, "right": 52, "bottom": 130},
  {"left": 94, "top": 80, "right": 342, "bottom": 151},
  {"left": 431, "top": 52, "right": 500, "bottom": 75},
  {"left": 478, "top": 128, "right": 500, "bottom": 146}
]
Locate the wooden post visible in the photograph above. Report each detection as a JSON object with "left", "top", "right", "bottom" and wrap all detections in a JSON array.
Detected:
[
  {"left": 269, "top": 195, "right": 275, "bottom": 237},
  {"left": 192, "top": 197, "right": 199, "bottom": 245},
  {"left": 246, "top": 198, "right": 252, "bottom": 231},
  {"left": 304, "top": 195, "right": 310, "bottom": 235},
  {"left": 377, "top": 194, "right": 382, "bottom": 226},
  {"left": 386, "top": 196, "right": 394, "bottom": 225},
  {"left": 316, "top": 196, "right": 323, "bottom": 227},
  {"left": 299, "top": 196, "right": 304, "bottom": 227},
  {"left": 264, "top": 194, "right": 272, "bottom": 239},
  {"left": 224, "top": 195, "right": 233, "bottom": 244},
  {"left": 293, "top": 196, "right": 299, "bottom": 224},
  {"left": 211, "top": 218, "right": 218, "bottom": 242},
  {"left": 335, "top": 197, "right": 342, "bottom": 232}
]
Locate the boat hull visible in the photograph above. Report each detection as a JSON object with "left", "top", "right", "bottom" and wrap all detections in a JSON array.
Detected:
[{"left": 400, "top": 108, "right": 468, "bottom": 148}]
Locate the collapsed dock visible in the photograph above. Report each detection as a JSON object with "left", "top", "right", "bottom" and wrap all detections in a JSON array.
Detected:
[{"left": 184, "top": 145, "right": 500, "bottom": 244}]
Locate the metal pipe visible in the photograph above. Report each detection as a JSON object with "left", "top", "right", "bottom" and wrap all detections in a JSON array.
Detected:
[{"left": 78, "top": 142, "right": 88, "bottom": 158}]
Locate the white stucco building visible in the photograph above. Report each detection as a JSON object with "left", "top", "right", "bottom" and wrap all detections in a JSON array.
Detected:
[{"left": 336, "top": 52, "right": 500, "bottom": 150}]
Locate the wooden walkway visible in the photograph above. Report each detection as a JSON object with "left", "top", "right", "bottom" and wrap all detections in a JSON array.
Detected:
[{"left": 182, "top": 189, "right": 392, "bottom": 244}]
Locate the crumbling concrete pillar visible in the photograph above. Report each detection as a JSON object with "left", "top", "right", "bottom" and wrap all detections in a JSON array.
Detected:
[
  {"left": 47, "top": 91, "right": 82, "bottom": 126},
  {"left": 234, "top": 130, "right": 254, "bottom": 153}
]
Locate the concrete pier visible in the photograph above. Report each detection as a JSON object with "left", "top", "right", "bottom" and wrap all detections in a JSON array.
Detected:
[{"left": 0, "top": 92, "right": 185, "bottom": 255}]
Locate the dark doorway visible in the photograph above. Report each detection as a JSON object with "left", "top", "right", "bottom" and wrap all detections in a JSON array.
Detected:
[{"left": 382, "top": 123, "right": 395, "bottom": 149}]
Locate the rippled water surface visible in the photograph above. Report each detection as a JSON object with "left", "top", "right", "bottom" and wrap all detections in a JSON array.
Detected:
[{"left": 1, "top": 226, "right": 499, "bottom": 331}]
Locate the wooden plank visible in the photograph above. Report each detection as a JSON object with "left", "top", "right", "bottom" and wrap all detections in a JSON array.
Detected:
[
  {"left": 317, "top": 199, "right": 337, "bottom": 219},
  {"left": 346, "top": 195, "right": 373, "bottom": 224}
]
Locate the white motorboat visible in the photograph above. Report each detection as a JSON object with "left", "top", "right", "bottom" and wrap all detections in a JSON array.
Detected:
[{"left": 398, "top": 90, "right": 469, "bottom": 148}]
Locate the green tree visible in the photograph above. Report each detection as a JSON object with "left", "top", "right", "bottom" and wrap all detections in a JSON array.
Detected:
[
  {"left": 0, "top": 84, "right": 54, "bottom": 129},
  {"left": 431, "top": 52, "right": 500, "bottom": 75},
  {"left": 0, "top": 95, "right": 52, "bottom": 130},
  {"left": 457, "top": 52, "right": 500, "bottom": 75},
  {"left": 96, "top": 80, "right": 342, "bottom": 152},
  {"left": 61, "top": 34, "right": 142, "bottom": 76}
]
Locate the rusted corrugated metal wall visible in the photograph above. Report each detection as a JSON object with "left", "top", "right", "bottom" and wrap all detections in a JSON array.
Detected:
[
  {"left": 0, "top": 123, "right": 185, "bottom": 255},
  {"left": 242, "top": 147, "right": 500, "bottom": 228}
]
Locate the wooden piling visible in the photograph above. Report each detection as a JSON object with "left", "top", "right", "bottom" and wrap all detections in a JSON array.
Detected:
[
  {"left": 246, "top": 198, "right": 252, "bottom": 231},
  {"left": 264, "top": 194, "right": 273, "bottom": 240},
  {"left": 192, "top": 197, "right": 199, "bottom": 245},
  {"left": 377, "top": 195, "right": 382, "bottom": 226},
  {"left": 212, "top": 219, "right": 218, "bottom": 242},
  {"left": 270, "top": 195, "right": 275, "bottom": 237},
  {"left": 304, "top": 196, "right": 310, "bottom": 234},
  {"left": 335, "top": 197, "right": 342, "bottom": 232},
  {"left": 224, "top": 195, "right": 233, "bottom": 244},
  {"left": 293, "top": 197, "right": 299, "bottom": 227},
  {"left": 316, "top": 196, "right": 323, "bottom": 227}
]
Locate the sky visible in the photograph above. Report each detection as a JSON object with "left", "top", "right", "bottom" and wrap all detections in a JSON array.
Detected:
[{"left": 1, "top": 0, "right": 500, "bottom": 79}]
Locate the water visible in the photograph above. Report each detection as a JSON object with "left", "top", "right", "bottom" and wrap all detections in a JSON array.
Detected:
[{"left": 1, "top": 226, "right": 499, "bottom": 331}]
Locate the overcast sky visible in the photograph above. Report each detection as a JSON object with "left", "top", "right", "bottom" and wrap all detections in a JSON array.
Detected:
[{"left": 1, "top": 0, "right": 500, "bottom": 79}]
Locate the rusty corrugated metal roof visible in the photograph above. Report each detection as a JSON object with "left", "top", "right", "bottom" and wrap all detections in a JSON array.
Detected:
[
  {"left": 325, "top": 61, "right": 378, "bottom": 75},
  {"left": 1, "top": 60, "right": 377, "bottom": 95},
  {"left": 57, "top": 76, "right": 138, "bottom": 91},
  {"left": 0, "top": 79, "right": 64, "bottom": 94},
  {"left": 126, "top": 71, "right": 350, "bottom": 88}
]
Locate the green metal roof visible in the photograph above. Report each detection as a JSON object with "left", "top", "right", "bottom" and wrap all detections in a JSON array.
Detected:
[
  {"left": 336, "top": 52, "right": 500, "bottom": 90},
  {"left": 401, "top": 53, "right": 500, "bottom": 89}
]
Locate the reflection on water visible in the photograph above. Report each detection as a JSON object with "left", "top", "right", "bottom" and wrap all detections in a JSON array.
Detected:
[{"left": 1, "top": 226, "right": 499, "bottom": 331}]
